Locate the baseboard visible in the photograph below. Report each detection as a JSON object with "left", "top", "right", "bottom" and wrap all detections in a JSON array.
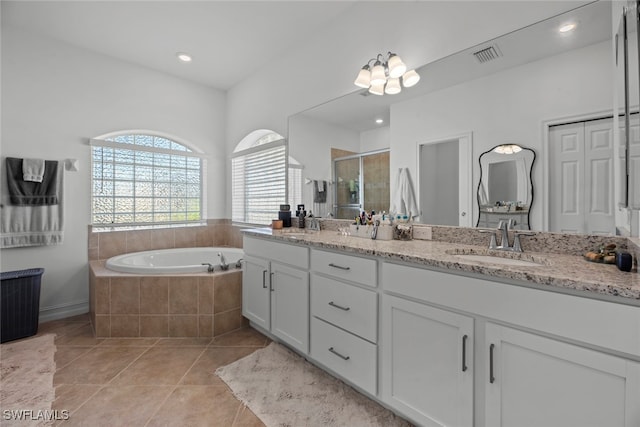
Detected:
[{"left": 39, "top": 300, "right": 89, "bottom": 323}]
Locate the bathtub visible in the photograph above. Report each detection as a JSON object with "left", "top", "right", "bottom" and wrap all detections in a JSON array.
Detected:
[{"left": 105, "top": 247, "right": 244, "bottom": 274}]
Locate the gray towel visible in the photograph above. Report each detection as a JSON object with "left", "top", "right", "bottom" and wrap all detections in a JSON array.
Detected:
[
  {"left": 313, "top": 180, "right": 327, "bottom": 203},
  {"left": 1, "top": 164, "right": 64, "bottom": 248},
  {"left": 5, "top": 157, "right": 59, "bottom": 205}
]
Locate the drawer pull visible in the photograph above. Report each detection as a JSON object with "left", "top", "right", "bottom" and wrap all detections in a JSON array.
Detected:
[
  {"left": 328, "top": 263, "right": 351, "bottom": 271},
  {"left": 328, "top": 301, "right": 351, "bottom": 311},
  {"left": 328, "top": 347, "right": 350, "bottom": 361},
  {"left": 262, "top": 270, "right": 268, "bottom": 289},
  {"left": 462, "top": 334, "right": 468, "bottom": 372},
  {"left": 489, "top": 343, "right": 495, "bottom": 384}
]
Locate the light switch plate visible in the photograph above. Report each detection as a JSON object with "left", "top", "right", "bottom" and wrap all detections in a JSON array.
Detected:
[{"left": 413, "top": 226, "right": 432, "bottom": 240}]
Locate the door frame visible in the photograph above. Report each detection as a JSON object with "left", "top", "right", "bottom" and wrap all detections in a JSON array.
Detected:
[
  {"left": 416, "top": 132, "right": 473, "bottom": 227},
  {"left": 542, "top": 110, "right": 614, "bottom": 231}
]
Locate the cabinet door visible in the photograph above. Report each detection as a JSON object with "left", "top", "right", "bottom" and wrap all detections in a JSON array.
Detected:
[
  {"left": 242, "top": 255, "right": 270, "bottom": 330},
  {"left": 485, "top": 323, "right": 640, "bottom": 427},
  {"left": 381, "top": 295, "right": 474, "bottom": 427},
  {"left": 271, "top": 262, "right": 309, "bottom": 354}
]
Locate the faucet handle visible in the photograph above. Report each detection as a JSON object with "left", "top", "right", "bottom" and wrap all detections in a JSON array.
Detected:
[
  {"left": 479, "top": 229, "right": 498, "bottom": 249},
  {"left": 512, "top": 231, "right": 535, "bottom": 252}
]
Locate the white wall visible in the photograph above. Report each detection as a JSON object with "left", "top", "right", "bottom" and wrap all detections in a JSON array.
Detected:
[
  {"left": 288, "top": 114, "right": 359, "bottom": 210},
  {"left": 1, "top": 26, "right": 226, "bottom": 321},
  {"left": 360, "top": 127, "right": 390, "bottom": 153},
  {"left": 391, "top": 40, "right": 612, "bottom": 230}
]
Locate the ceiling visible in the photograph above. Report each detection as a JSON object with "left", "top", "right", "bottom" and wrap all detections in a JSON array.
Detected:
[
  {"left": 2, "top": 1, "right": 356, "bottom": 90},
  {"left": 295, "top": 0, "right": 612, "bottom": 132}
]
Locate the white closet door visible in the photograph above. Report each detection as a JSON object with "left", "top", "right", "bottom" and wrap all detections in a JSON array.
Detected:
[{"left": 549, "top": 118, "right": 614, "bottom": 234}]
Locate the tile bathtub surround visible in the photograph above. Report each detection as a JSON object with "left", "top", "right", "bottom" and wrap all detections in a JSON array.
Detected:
[
  {"left": 88, "top": 219, "right": 245, "bottom": 261},
  {"left": 89, "top": 264, "right": 243, "bottom": 338},
  {"left": 44, "top": 314, "right": 269, "bottom": 427}
]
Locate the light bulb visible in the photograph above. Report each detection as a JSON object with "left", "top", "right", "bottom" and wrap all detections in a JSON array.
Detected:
[
  {"left": 369, "top": 83, "right": 385, "bottom": 96},
  {"left": 370, "top": 62, "right": 387, "bottom": 86},
  {"left": 176, "top": 52, "right": 192, "bottom": 62},
  {"left": 387, "top": 54, "right": 406, "bottom": 78},
  {"left": 385, "top": 77, "right": 401, "bottom": 95},
  {"left": 402, "top": 69, "right": 420, "bottom": 87},
  {"left": 354, "top": 67, "right": 371, "bottom": 88}
]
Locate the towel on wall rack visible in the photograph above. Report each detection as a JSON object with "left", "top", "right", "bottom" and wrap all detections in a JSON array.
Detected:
[
  {"left": 22, "top": 158, "right": 45, "bottom": 182},
  {"left": 1, "top": 158, "right": 64, "bottom": 248},
  {"left": 5, "top": 157, "right": 59, "bottom": 205},
  {"left": 391, "top": 167, "right": 420, "bottom": 219},
  {"left": 313, "top": 180, "right": 327, "bottom": 203}
]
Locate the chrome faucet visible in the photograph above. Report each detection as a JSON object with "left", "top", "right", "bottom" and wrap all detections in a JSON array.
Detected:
[
  {"left": 201, "top": 263, "right": 215, "bottom": 273},
  {"left": 480, "top": 220, "right": 534, "bottom": 252},
  {"left": 218, "top": 252, "right": 229, "bottom": 271},
  {"left": 235, "top": 258, "right": 243, "bottom": 269}
]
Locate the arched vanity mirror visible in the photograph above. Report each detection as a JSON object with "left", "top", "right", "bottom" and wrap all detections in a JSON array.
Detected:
[{"left": 476, "top": 144, "right": 535, "bottom": 230}]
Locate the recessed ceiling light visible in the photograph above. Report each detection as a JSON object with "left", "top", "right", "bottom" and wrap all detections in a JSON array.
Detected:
[
  {"left": 559, "top": 23, "right": 576, "bottom": 33},
  {"left": 176, "top": 52, "right": 193, "bottom": 63},
  {"left": 375, "top": 118, "right": 384, "bottom": 124}
]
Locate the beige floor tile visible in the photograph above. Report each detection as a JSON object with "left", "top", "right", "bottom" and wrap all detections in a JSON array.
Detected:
[
  {"left": 155, "top": 337, "right": 212, "bottom": 347},
  {"left": 97, "top": 338, "right": 158, "bottom": 347},
  {"left": 55, "top": 324, "right": 104, "bottom": 347},
  {"left": 210, "top": 327, "right": 269, "bottom": 347},
  {"left": 54, "top": 346, "right": 147, "bottom": 385},
  {"left": 64, "top": 385, "right": 173, "bottom": 427},
  {"left": 146, "top": 386, "right": 241, "bottom": 427},
  {"left": 52, "top": 384, "right": 102, "bottom": 413},
  {"left": 110, "top": 346, "right": 204, "bottom": 386},
  {"left": 180, "top": 347, "right": 259, "bottom": 386},
  {"left": 233, "top": 405, "right": 266, "bottom": 427},
  {"left": 54, "top": 346, "right": 94, "bottom": 369}
]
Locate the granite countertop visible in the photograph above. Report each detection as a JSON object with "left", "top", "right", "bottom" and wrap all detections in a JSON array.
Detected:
[{"left": 244, "top": 228, "right": 640, "bottom": 306}]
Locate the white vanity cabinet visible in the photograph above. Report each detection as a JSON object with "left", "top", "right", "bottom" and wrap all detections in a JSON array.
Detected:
[
  {"left": 310, "top": 249, "right": 378, "bottom": 395},
  {"left": 485, "top": 323, "right": 640, "bottom": 427},
  {"left": 381, "top": 294, "right": 474, "bottom": 427},
  {"left": 243, "top": 236, "right": 310, "bottom": 354}
]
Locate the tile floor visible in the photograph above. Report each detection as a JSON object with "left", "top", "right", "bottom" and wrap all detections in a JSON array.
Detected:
[{"left": 41, "top": 314, "right": 268, "bottom": 426}]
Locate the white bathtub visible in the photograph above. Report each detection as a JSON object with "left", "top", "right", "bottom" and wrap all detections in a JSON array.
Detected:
[{"left": 105, "top": 247, "right": 244, "bottom": 274}]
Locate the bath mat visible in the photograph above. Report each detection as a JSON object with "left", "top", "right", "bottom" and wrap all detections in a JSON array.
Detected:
[
  {"left": 1, "top": 334, "right": 57, "bottom": 426},
  {"left": 215, "top": 342, "right": 411, "bottom": 427}
]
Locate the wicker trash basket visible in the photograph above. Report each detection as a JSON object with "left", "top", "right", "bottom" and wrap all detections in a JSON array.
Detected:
[{"left": 1, "top": 268, "right": 44, "bottom": 343}]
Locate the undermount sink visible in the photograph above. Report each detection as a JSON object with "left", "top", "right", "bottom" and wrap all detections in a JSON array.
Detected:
[{"left": 445, "top": 249, "right": 547, "bottom": 267}]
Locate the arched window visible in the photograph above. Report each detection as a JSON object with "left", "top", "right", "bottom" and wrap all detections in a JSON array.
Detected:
[
  {"left": 231, "top": 130, "right": 302, "bottom": 225},
  {"left": 90, "top": 132, "right": 205, "bottom": 228}
]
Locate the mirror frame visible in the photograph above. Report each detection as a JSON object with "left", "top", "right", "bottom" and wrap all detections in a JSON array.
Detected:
[{"left": 475, "top": 144, "right": 536, "bottom": 230}]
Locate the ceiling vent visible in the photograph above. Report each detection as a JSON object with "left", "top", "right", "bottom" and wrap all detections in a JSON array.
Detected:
[{"left": 472, "top": 45, "right": 503, "bottom": 64}]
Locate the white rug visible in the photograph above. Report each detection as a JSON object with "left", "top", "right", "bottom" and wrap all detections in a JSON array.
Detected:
[
  {"left": 0, "top": 334, "right": 57, "bottom": 426},
  {"left": 216, "top": 342, "right": 411, "bottom": 427}
]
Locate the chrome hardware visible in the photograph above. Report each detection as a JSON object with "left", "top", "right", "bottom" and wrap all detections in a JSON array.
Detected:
[
  {"left": 479, "top": 229, "right": 498, "bottom": 249},
  {"left": 328, "top": 301, "right": 351, "bottom": 311},
  {"left": 262, "top": 269, "right": 268, "bottom": 289},
  {"left": 201, "top": 263, "right": 215, "bottom": 273},
  {"left": 270, "top": 272, "right": 274, "bottom": 292},
  {"left": 328, "top": 263, "right": 351, "bottom": 271},
  {"left": 328, "top": 347, "right": 350, "bottom": 361},
  {"left": 481, "top": 220, "right": 534, "bottom": 252},
  {"left": 462, "top": 334, "right": 468, "bottom": 372},
  {"left": 489, "top": 343, "right": 496, "bottom": 384},
  {"left": 235, "top": 258, "right": 243, "bottom": 269},
  {"left": 218, "top": 252, "right": 229, "bottom": 270},
  {"left": 513, "top": 232, "right": 535, "bottom": 252}
]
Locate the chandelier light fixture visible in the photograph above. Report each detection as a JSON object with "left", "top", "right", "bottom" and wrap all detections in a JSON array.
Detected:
[
  {"left": 493, "top": 144, "right": 523, "bottom": 154},
  {"left": 354, "top": 52, "right": 420, "bottom": 95}
]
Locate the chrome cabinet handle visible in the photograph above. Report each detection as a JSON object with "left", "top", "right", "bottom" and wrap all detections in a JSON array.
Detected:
[
  {"left": 270, "top": 272, "right": 274, "bottom": 292},
  {"left": 328, "top": 301, "right": 350, "bottom": 311},
  {"left": 328, "top": 263, "right": 351, "bottom": 271},
  {"left": 328, "top": 347, "right": 350, "bottom": 361},
  {"left": 262, "top": 270, "right": 268, "bottom": 289},
  {"left": 489, "top": 343, "right": 496, "bottom": 384},
  {"left": 462, "top": 334, "right": 468, "bottom": 372}
]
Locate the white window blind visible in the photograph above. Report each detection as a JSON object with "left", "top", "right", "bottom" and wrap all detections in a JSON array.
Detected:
[
  {"left": 232, "top": 140, "right": 286, "bottom": 225},
  {"left": 90, "top": 134, "right": 204, "bottom": 227},
  {"left": 288, "top": 164, "right": 303, "bottom": 208}
]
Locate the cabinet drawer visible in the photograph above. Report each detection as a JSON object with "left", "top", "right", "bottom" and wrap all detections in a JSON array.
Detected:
[
  {"left": 311, "top": 317, "right": 377, "bottom": 396},
  {"left": 311, "top": 249, "right": 376, "bottom": 287},
  {"left": 243, "top": 236, "right": 309, "bottom": 269},
  {"left": 311, "top": 274, "right": 377, "bottom": 342}
]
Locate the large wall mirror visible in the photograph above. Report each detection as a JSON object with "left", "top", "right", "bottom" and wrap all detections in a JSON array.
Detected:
[{"left": 288, "top": 1, "right": 628, "bottom": 234}]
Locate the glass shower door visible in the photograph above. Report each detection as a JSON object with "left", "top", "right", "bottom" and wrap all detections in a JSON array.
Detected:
[{"left": 334, "top": 156, "right": 361, "bottom": 219}]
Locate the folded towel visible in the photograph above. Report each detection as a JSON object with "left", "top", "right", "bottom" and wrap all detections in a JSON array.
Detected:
[
  {"left": 22, "top": 158, "right": 45, "bottom": 182},
  {"left": 313, "top": 180, "right": 327, "bottom": 203},
  {"left": 1, "top": 164, "right": 64, "bottom": 248},
  {"left": 5, "top": 157, "right": 59, "bottom": 205}
]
